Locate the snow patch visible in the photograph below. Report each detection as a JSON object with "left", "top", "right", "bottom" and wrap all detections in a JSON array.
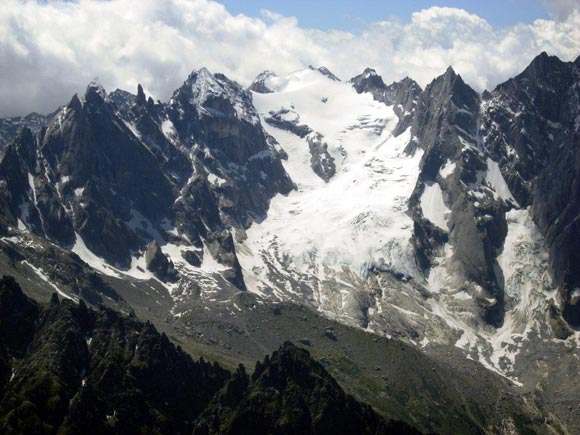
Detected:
[
  {"left": 207, "top": 173, "right": 227, "bottom": 187},
  {"left": 485, "top": 158, "right": 517, "bottom": 205},
  {"left": 71, "top": 233, "right": 122, "bottom": 278},
  {"left": 439, "top": 160, "right": 456, "bottom": 178},
  {"left": 161, "top": 119, "right": 178, "bottom": 143},
  {"left": 420, "top": 181, "right": 449, "bottom": 231}
]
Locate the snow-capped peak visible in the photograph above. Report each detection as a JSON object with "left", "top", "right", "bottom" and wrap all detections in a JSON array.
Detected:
[
  {"left": 188, "top": 67, "right": 219, "bottom": 101},
  {"left": 176, "top": 67, "right": 260, "bottom": 125},
  {"left": 249, "top": 70, "right": 278, "bottom": 94}
]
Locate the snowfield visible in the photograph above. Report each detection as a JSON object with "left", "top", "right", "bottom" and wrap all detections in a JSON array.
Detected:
[{"left": 239, "top": 68, "right": 424, "bottom": 300}]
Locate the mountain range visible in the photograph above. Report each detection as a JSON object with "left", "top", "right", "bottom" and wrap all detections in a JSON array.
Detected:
[{"left": 0, "top": 51, "right": 579, "bottom": 433}]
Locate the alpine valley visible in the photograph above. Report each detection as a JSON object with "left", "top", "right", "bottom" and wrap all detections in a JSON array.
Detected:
[{"left": 0, "top": 51, "right": 579, "bottom": 434}]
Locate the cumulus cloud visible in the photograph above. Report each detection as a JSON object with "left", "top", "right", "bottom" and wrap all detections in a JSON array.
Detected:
[{"left": 0, "top": 0, "right": 579, "bottom": 116}]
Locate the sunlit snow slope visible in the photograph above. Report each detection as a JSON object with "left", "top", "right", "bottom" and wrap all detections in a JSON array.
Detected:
[{"left": 238, "top": 69, "right": 422, "bottom": 305}]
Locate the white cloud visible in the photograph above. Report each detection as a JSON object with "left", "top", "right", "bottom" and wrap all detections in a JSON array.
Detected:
[
  {"left": 542, "top": 0, "right": 580, "bottom": 20},
  {"left": 0, "top": 0, "right": 578, "bottom": 116}
]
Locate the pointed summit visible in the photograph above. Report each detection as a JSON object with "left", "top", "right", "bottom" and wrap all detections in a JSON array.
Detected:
[
  {"left": 193, "top": 67, "right": 213, "bottom": 80},
  {"left": 444, "top": 65, "right": 457, "bottom": 78},
  {"left": 86, "top": 77, "right": 106, "bottom": 97},
  {"left": 495, "top": 51, "right": 574, "bottom": 95},
  {"left": 84, "top": 78, "right": 108, "bottom": 105},
  {"left": 439, "top": 66, "right": 468, "bottom": 90},
  {"left": 67, "top": 93, "right": 83, "bottom": 112},
  {"left": 350, "top": 68, "right": 386, "bottom": 94},
  {"left": 180, "top": 67, "right": 217, "bottom": 94},
  {"left": 136, "top": 84, "right": 146, "bottom": 106},
  {"left": 425, "top": 65, "right": 475, "bottom": 105},
  {"left": 521, "top": 51, "right": 566, "bottom": 80},
  {"left": 392, "top": 76, "right": 422, "bottom": 91},
  {"left": 171, "top": 67, "right": 260, "bottom": 125}
]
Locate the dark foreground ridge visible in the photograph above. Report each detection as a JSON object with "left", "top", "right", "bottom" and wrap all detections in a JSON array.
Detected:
[
  {"left": 0, "top": 275, "right": 419, "bottom": 435},
  {"left": 193, "top": 341, "right": 420, "bottom": 435}
]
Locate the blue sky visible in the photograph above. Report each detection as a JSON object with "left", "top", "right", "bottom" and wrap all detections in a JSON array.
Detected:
[{"left": 220, "top": 0, "right": 551, "bottom": 30}]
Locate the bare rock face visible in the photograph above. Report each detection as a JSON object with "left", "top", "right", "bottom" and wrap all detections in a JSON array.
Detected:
[
  {"left": 0, "top": 127, "right": 75, "bottom": 245},
  {"left": 264, "top": 108, "right": 312, "bottom": 138},
  {"left": 481, "top": 52, "right": 580, "bottom": 326},
  {"left": 145, "top": 241, "right": 178, "bottom": 282},
  {"left": 205, "top": 230, "right": 246, "bottom": 290},
  {"left": 182, "top": 249, "right": 202, "bottom": 267},
  {"left": 307, "top": 132, "right": 336, "bottom": 182},
  {"left": 404, "top": 67, "right": 509, "bottom": 327}
]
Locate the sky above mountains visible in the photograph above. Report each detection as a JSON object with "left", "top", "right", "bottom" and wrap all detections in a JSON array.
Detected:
[
  {"left": 0, "top": 0, "right": 579, "bottom": 116},
  {"left": 220, "top": 0, "right": 571, "bottom": 30}
]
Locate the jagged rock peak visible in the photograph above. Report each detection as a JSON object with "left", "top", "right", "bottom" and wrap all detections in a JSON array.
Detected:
[
  {"left": 175, "top": 67, "right": 260, "bottom": 124},
  {"left": 387, "top": 76, "right": 423, "bottom": 93},
  {"left": 108, "top": 88, "right": 137, "bottom": 112},
  {"left": 526, "top": 51, "right": 559, "bottom": 69},
  {"left": 14, "top": 126, "right": 35, "bottom": 146},
  {"left": 183, "top": 67, "right": 220, "bottom": 94},
  {"left": 400, "top": 76, "right": 419, "bottom": 85},
  {"left": 520, "top": 51, "right": 569, "bottom": 81},
  {"left": 426, "top": 65, "right": 478, "bottom": 103},
  {"left": 444, "top": 65, "right": 457, "bottom": 77},
  {"left": 493, "top": 52, "right": 576, "bottom": 97},
  {"left": 67, "top": 93, "right": 83, "bottom": 111},
  {"left": 85, "top": 77, "right": 108, "bottom": 101},
  {"left": 136, "top": 83, "right": 146, "bottom": 106},
  {"left": 350, "top": 68, "right": 387, "bottom": 93},
  {"left": 437, "top": 65, "right": 468, "bottom": 89},
  {"left": 305, "top": 65, "right": 341, "bottom": 81}
]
